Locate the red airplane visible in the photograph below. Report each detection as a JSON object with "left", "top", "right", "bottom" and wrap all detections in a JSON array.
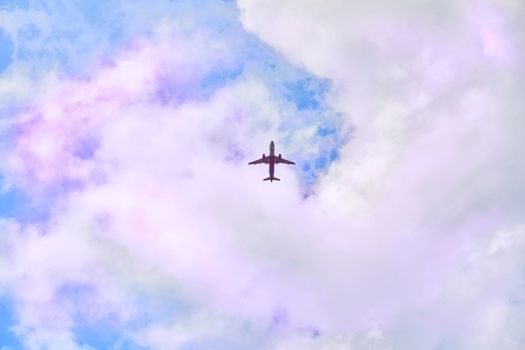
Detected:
[{"left": 248, "top": 141, "right": 295, "bottom": 182}]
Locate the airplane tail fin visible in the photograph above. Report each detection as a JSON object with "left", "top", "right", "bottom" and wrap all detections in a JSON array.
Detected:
[{"left": 263, "top": 176, "right": 280, "bottom": 182}]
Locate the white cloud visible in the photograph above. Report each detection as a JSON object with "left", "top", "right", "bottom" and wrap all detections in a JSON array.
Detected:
[
  {"left": 1, "top": 0, "right": 525, "bottom": 349},
  {"left": 237, "top": 0, "right": 525, "bottom": 348}
]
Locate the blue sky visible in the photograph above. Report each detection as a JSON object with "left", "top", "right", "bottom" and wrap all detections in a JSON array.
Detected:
[
  {"left": 0, "top": 297, "right": 21, "bottom": 349},
  {"left": 0, "top": 28, "right": 13, "bottom": 74}
]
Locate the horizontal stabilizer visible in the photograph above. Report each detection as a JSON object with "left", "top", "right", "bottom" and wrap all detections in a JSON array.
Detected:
[{"left": 263, "top": 176, "right": 280, "bottom": 182}]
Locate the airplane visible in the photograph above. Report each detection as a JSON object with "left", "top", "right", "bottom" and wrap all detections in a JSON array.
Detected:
[{"left": 248, "top": 141, "right": 295, "bottom": 182}]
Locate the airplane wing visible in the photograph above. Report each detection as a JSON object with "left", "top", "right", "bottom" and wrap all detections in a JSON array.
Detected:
[
  {"left": 276, "top": 157, "right": 295, "bottom": 165},
  {"left": 248, "top": 157, "right": 268, "bottom": 165}
]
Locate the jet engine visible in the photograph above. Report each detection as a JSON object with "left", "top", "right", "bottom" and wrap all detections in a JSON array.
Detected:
[
  {"left": 278, "top": 154, "right": 282, "bottom": 159},
  {"left": 262, "top": 154, "right": 266, "bottom": 159}
]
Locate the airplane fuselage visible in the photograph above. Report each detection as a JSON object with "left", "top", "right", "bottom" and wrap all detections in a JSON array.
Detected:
[{"left": 269, "top": 141, "right": 275, "bottom": 178}]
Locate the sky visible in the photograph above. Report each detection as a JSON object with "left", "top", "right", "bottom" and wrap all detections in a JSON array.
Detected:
[{"left": 0, "top": 0, "right": 524, "bottom": 349}]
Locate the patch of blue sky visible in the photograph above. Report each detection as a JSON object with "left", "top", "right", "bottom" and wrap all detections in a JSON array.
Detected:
[
  {"left": 0, "top": 296, "right": 22, "bottom": 350},
  {"left": 69, "top": 0, "right": 115, "bottom": 25},
  {"left": 74, "top": 316, "right": 147, "bottom": 350},
  {"left": 238, "top": 38, "right": 338, "bottom": 124},
  {"left": 317, "top": 126, "right": 337, "bottom": 137},
  {"left": 200, "top": 64, "right": 244, "bottom": 92},
  {"left": 294, "top": 131, "right": 345, "bottom": 191},
  {"left": 287, "top": 111, "right": 345, "bottom": 187},
  {"left": 74, "top": 308, "right": 149, "bottom": 350},
  {"left": 6, "top": 1, "right": 125, "bottom": 76},
  {"left": 0, "top": 28, "right": 13, "bottom": 74},
  {"left": 284, "top": 78, "right": 330, "bottom": 111},
  {"left": 0, "top": 0, "right": 29, "bottom": 10},
  {"left": 76, "top": 330, "right": 147, "bottom": 350},
  {"left": 58, "top": 283, "right": 125, "bottom": 349},
  {"left": 17, "top": 23, "right": 40, "bottom": 41},
  {"left": 0, "top": 176, "right": 51, "bottom": 223},
  {"left": 74, "top": 318, "right": 121, "bottom": 350},
  {"left": 0, "top": 127, "right": 29, "bottom": 221},
  {"left": 0, "top": 186, "right": 22, "bottom": 218},
  {"left": 0, "top": 173, "right": 30, "bottom": 220}
]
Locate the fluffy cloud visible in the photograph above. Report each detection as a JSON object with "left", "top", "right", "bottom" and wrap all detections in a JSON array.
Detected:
[
  {"left": 237, "top": 0, "right": 525, "bottom": 348},
  {"left": 1, "top": 0, "right": 525, "bottom": 349}
]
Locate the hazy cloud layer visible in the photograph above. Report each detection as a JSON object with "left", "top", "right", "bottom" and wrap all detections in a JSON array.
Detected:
[{"left": 1, "top": 0, "right": 524, "bottom": 349}]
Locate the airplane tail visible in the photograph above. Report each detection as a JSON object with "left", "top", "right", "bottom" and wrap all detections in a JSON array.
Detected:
[{"left": 263, "top": 176, "right": 280, "bottom": 182}]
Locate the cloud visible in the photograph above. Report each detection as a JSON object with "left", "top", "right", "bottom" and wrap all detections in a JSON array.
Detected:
[
  {"left": 237, "top": 0, "right": 525, "bottom": 348},
  {"left": 1, "top": 0, "right": 525, "bottom": 349}
]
